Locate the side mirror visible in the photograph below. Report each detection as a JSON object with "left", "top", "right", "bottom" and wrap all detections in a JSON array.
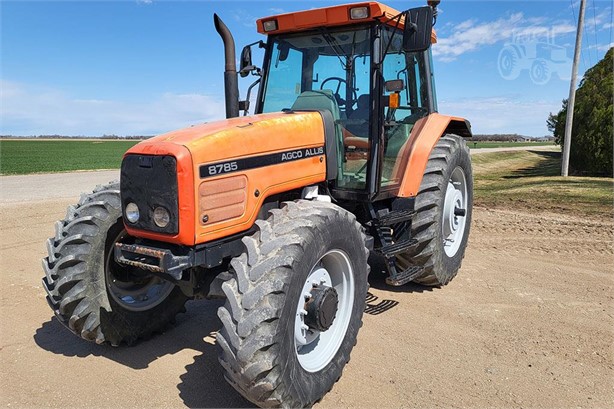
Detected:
[
  {"left": 402, "top": 6, "right": 434, "bottom": 53},
  {"left": 385, "top": 79, "right": 405, "bottom": 93},
  {"left": 239, "top": 45, "right": 253, "bottom": 78}
]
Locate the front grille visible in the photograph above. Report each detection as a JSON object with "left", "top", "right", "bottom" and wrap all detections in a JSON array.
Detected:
[{"left": 120, "top": 154, "right": 179, "bottom": 235}]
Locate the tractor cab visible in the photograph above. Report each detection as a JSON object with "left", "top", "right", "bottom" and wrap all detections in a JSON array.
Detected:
[{"left": 244, "top": 2, "right": 438, "bottom": 200}]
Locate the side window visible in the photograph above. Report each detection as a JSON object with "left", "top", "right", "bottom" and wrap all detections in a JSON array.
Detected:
[
  {"left": 259, "top": 29, "right": 372, "bottom": 191},
  {"left": 262, "top": 44, "right": 303, "bottom": 113},
  {"left": 381, "top": 28, "right": 430, "bottom": 187}
]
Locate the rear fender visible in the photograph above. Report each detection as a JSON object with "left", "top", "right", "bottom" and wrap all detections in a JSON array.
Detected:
[{"left": 394, "top": 113, "right": 471, "bottom": 198}]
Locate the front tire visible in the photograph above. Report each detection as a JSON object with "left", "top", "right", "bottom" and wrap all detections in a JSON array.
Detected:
[
  {"left": 397, "top": 134, "right": 473, "bottom": 286},
  {"left": 498, "top": 45, "right": 521, "bottom": 80},
  {"left": 217, "top": 200, "right": 369, "bottom": 408},
  {"left": 42, "top": 182, "right": 188, "bottom": 346}
]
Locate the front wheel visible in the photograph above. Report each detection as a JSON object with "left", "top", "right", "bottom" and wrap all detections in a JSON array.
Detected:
[
  {"left": 217, "top": 200, "right": 369, "bottom": 408},
  {"left": 397, "top": 134, "right": 473, "bottom": 286},
  {"left": 42, "top": 182, "right": 188, "bottom": 345},
  {"left": 498, "top": 45, "right": 522, "bottom": 80}
]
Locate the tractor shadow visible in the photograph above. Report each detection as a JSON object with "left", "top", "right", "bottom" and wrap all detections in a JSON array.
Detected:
[
  {"left": 366, "top": 252, "right": 437, "bottom": 295},
  {"left": 504, "top": 150, "right": 561, "bottom": 178},
  {"left": 33, "top": 299, "right": 254, "bottom": 408},
  {"left": 33, "top": 254, "right": 433, "bottom": 407}
]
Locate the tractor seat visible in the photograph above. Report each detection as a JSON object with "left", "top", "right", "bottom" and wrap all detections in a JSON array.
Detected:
[
  {"left": 292, "top": 90, "right": 343, "bottom": 146},
  {"left": 291, "top": 91, "right": 370, "bottom": 154},
  {"left": 292, "top": 90, "right": 341, "bottom": 123},
  {"left": 345, "top": 95, "right": 370, "bottom": 138}
]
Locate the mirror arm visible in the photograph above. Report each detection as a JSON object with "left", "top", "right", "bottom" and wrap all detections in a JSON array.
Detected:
[
  {"left": 380, "top": 12, "right": 405, "bottom": 63},
  {"left": 245, "top": 40, "right": 265, "bottom": 49},
  {"left": 239, "top": 65, "right": 262, "bottom": 77},
  {"left": 427, "top": 1, "right": 440, "bottom": 25},
  {"left": 241, "top": 78, "right": 262, "bottom": 116}
]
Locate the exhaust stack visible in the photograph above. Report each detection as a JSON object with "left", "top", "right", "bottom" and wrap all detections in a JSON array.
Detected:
[{"left": 214, "top": 14, "right": 240, "bottom": 119}]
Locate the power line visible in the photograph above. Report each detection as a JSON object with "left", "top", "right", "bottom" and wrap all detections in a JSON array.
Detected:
[
  {"left": 590, "top": 0, "right": 599, "bottom": 64},
  {"left": 610, "top": 1, "right": 613, "bottom": 48},
  {"left": 570, "top": 0, "right": 589, "bottom": 71}
]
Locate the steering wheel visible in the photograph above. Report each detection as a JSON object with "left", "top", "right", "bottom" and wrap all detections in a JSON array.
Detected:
[{"left": 320, "top": 77, "right": 357, "bottom": 108}]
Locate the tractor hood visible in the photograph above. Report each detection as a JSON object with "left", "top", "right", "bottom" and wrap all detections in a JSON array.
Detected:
[
  {"left": 122, "top": 111, "right": 330, "bottom": 246},
  {"left": 126, "top": 111, "right": 326, "bottom": 164}
]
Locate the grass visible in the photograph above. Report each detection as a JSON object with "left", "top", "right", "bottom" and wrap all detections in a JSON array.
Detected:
[
  {"left": 473, "top": 150, "right": 613, "bottom": 219},
  {"left": 1, "top": 140, "right": 610, "bottom": 219},
  {"left": 0, "top": 140, "right": 140, "bottom": 175},
  {"left": 469, "top": 141, "right": 555, "bottom": 149}
]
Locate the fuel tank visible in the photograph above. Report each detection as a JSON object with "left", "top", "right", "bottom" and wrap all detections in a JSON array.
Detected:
[{"left": 121, "top": 111, "right": 329, "bottom": 246}]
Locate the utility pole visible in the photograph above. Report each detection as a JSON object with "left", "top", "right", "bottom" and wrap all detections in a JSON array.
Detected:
[{"left": 562, "top": 0, "right": 586, "bottom": 177}]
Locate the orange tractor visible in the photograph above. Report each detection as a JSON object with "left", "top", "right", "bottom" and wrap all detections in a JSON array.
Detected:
[{"left": 43, "top": 1, "right": 472, "bottom": 407}]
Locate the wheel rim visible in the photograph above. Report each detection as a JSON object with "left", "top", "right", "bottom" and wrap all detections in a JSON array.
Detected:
[
  {"left": 499, "top": 51, "right": 515, "bottom": 76},
  {"left": 105, "top": 230, "right": 175, "bottom": 312},
  {"left": 294, "top": 249, "right": 354, "bottom": 372},
  {"left": 442, "top": 166, "right": 468, "bottom": 258}
]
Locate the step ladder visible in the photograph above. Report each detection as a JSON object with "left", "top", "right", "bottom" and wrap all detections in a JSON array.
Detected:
[{"left": 370, "top": 208, "right": 423, "bottom": 286}]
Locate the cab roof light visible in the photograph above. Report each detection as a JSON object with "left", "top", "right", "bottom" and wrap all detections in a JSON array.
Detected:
[
  {"left": 349, "top": 6, "right": 369, "bottom": 20},
  {"left": 263, "top": 20, "right": 278, "bottom": 32}
]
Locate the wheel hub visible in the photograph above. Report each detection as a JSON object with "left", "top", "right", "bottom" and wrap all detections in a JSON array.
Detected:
[
  {"left": 304, "top": 285, "right": 338, "bottom": 332},
  {"left": 442, "top": 167, "right": 468, "bottom": 258},
  {"left": 444, "top": 188, "right": 464, "bottom": 235},
  {"left": 294, "top": 250, "right": 355, "bottom": 372},
  {"left": 105, "top": 231, "right": 175, "bottom": 312}
]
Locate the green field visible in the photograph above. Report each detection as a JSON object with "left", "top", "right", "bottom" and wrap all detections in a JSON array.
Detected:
[
  {"left": 0, "top": 139, "right": 555, "bottom": 175},
  {"left": 469, "top": 141, "right": 555, "bottom": 149},
  {"left": 0, "top": 140, "right": 139, "bottom": 175},
  {"left": 473, "top": 150, "right": 613, "bottom": 218}
]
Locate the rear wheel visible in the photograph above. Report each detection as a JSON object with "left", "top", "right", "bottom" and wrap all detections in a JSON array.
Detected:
[
  {"left": 42, "top": 182, "right": 188, "bottom": 345},
  {"left": 397, "top": 134, "right": 473, "bottom": 286},
  {"left": 217, "top": 200, "right": 369, "bottom": 408},
  {"left": 530, "top": 58, "right": 551, "bottom": 85}
]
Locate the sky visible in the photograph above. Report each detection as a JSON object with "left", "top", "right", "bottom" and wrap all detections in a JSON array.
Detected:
[{"left": 1, "top": 0, "right": 612, "bottom": 137}]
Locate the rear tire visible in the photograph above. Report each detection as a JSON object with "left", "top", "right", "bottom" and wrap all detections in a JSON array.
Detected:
[
  {"left": 397, "top": 134, "right": 473, "bottom": 286},
  {"left": 42, "top": 182, "right": 188, "bottom": 346},
  {"left": 217, "top": 200, "right": 369, "bottom": 408}
]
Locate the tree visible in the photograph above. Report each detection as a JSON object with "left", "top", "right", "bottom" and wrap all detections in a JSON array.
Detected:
[{"left": 547, "top": 47, "right": 613, "bottom": 177}]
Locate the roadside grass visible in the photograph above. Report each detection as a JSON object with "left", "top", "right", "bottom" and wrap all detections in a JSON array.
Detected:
[
  {"left": 469, "top": 141, "right": 554, "bottom": 149},
  {"left": 0, "top": 140, "right": 139, "bottom": 175},
  {"left": 473, "top": 150, "right": 613, "bottom": 219},
  {"left": 2, "top": 140, "right": 611, "bottom": 219}
]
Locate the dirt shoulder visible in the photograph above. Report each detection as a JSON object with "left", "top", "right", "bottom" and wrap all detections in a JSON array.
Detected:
[
  {"left": 471, "top": 145, "right": 560, "bottom": 154},
  {"left": 0, "top": 170, "right": 119, "bottom": 203},
  {"left": 1, "top": 192, "right": 612, "bottom": 407}
]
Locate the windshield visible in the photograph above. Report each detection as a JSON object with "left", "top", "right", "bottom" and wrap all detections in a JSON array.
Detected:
[
  {"left": 260, "top": 27, "right": 372, "bottom": 190},
  {"left": 260, "top": 28, "right": 371, "bottom": 114}
]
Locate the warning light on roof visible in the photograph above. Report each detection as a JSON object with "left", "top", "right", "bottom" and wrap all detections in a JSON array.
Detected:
[
  {"left": 263, "top": 20, "right": 278, "bottom": 32},
  {"left": 349, "top": 7, "right": 369, "bottom": 20}
]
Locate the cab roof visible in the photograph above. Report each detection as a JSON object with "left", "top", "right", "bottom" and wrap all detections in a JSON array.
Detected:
[{"left": 256, "top": 2, "right": 437, "bottom": 43}]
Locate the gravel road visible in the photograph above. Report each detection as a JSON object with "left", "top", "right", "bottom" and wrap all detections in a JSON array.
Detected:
[{"left": 2, "top": 149, "right": 612, "bottom": 409}]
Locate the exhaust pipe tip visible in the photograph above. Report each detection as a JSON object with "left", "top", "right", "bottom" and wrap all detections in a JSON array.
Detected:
[{"left": 213, "top": 14, "right": 240, "bottom": 119}]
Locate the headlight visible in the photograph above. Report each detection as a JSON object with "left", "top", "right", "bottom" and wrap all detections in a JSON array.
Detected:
[
  {"left": 125, "top": 203, "right": 140, "bottom": 223},
  {"left": 153, "top": 206, "right": 170, "bottom": 228}
]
